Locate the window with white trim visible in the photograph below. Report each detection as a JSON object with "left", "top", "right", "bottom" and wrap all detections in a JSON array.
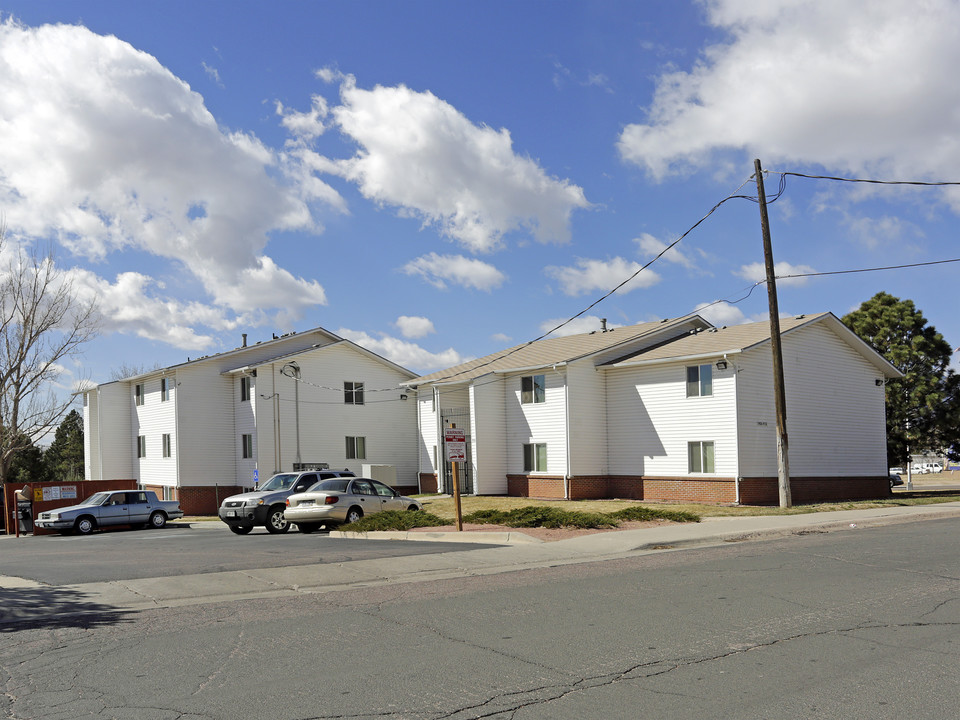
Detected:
[
  {"left": 241, "top": 433, "right": 253, "bottom": 459},
  {"left": 161, "top": 377, "right": 170, "bottom": 402},
  {"left": 686, "top": 364, "right": 713, "bottom": 397},
  {"left": 137, "top": 435, "right": 146, "bottom": 458},
  {"left": 135, "top": 383, "right": 145, "bottom": 406},
  {"left": 240, "top": 376, "right": 251, "bottom": 402},
  {"left": 521, "top": 375, "right": 546, "bottom": 404},
  {"left": 688, "top": 441, "right": 715, "bottom": 473},
  {"left": 344, "top": 381, "right": 364, "bottom": 405},
  {"left": 346, "top": 436, "right": 366, "bottom": 460},
  {"left": 523, "top": 443, "right": 547, "bottom": 472},
  {"left": 162, "top": 434, "right": 172, "bottom": 458}
]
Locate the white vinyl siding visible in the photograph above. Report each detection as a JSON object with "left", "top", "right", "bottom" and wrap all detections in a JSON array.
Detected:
[
  {"left": 133, "top": 375, "right": 178, "bottom": 486},
  {"left": 418, "top": 393, "right": 440, "bottom": 473},
  {"left": 737, "top": 323, "right": 888, "bottom": 477},
  {"left": 506, "top": 371, "right": 566, "bottom": 475},
  {"left": 470, "top": 379, "right": 507, "bottom": 494},
  {"left": 605, "top": 360, "right": 737, "bottom": 477},
  {"left": 566, "top": 359, "right": 608, "bottom": 476}
]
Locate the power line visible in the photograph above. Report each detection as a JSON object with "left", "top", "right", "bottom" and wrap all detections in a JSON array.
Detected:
[
  {"left": 769, "top": 170, "right": 960, "bottom": 187},
  {"left": 774, "top": 257, "right": 960, "bottom": 281}
]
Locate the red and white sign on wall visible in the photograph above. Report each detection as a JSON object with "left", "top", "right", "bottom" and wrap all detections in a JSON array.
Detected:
[{"left": 444, "top": 428, "right": 466, "bottom": 462}]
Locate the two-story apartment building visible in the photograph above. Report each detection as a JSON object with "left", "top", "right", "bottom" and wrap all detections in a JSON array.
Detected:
[
  {"left": 406, "top": 313, "right": 901, "bottom": 504},
  {"left": 82, "top": 328, "right": 417, "bottom": 514}
]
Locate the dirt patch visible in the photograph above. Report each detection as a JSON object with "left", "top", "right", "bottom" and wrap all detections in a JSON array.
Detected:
[{"left": 407, "top": 519, "right": 675, "bottom": 542}]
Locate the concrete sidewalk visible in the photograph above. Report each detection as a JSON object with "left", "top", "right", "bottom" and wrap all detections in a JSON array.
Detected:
[{"left": 4, "top": 502, "right": 958, "bottom": 617}]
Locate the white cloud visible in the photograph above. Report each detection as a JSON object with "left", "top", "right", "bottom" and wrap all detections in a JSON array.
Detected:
[
  {"left": 336, "top": 328, "right": 466, "bottom": 373},
  {"left": 277, "top": 94, "right": 329, "bottom": 140},
  {"left": 735, "top": 261, "right": 817, "bottom": 287},
  {"left": 395, "top": 315, "right": 435, "bottom": 339},
  {"left": 634, "top": 232, "right": 696, "bottom": 269},
  {"left": 544, "top": 257, "right": 660, "bottom": 296},
  {"left": 539, "top": 315, "right": 618, "bottom": 337},
  {"left": 491, "top": 332, "right": 512, "bottom": 343},
  {"left": 329, "top": 81, "right": 590, "bottom": 252},
  {"left": 617, "top": 0, "right": 960, "bottom": 196},
  {"left": 693, "top": 301, "right": 748, "bottom": 328},
  {"left": 0, "top": 20, "right": 342, "bottom": 345},
  {"left": 402, "top": 253, "right": 506, "bottom": 291}
]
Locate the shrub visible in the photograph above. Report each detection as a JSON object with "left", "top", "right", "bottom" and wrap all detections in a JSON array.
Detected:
[
  {"left": 610, "top": 506, "right": 700, "bottom": 524},
  {"left": 344, "top": 510, "right": 448, "bottom": 532},
  {"left": 463, "top": 506, "right": 619, "bottom": 529}
]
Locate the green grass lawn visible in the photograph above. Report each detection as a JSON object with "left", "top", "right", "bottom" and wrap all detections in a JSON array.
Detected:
[{"left": 416, "top": 491, "right": 960, "bottom": 523}]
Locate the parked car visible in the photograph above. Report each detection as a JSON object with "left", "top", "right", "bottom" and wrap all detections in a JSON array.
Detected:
[
  {"left": 910, "top": 463, "right": 943, "bottom": 474},
  {"left": 34, "top": 490, "right": 183, "bottom": 535},
  {"left": 217, "top": 469, "right": 355, "bottom": 535},
  {"left": 889, "top": 474, "right": 904, "bottom": 489},
  {"left": 284, "top": 477, "right": 422, "bottom": 533},
  {"left": 888, "top": 467, "right": 905, "bottom": 475}
]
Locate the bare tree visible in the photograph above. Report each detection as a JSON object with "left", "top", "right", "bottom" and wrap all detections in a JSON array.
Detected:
[{"left": 0, "top": 223, "right": 100, "bottom": 485}]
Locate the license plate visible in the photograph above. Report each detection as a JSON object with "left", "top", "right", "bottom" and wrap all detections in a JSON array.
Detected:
[
  {"left": 300, "top": 500, "right": 315, "bottom": 506},
  {"left": 227, "top": 510, "right": 236, "bottom": 517}
]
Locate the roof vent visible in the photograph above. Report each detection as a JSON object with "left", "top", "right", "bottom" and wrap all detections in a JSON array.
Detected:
[
  {"left": 242, "top": 333, "right": 247, "bottom": 348},
  {"left": 795, "top": 314, "right": 806, "bottom": 319},
  {"left": 601, "top": 318, "right": 608, "bottom": 333}
]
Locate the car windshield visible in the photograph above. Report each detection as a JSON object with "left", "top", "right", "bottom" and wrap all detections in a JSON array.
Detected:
[
  {"left": 81, "top": 492, "right": 111, "bottom": 506},
  {"left": 258, "top": 474, "right": 298, "bottom": 491},
  {"left": 307, "top": 478, "right": 350, "bottom": 493}
]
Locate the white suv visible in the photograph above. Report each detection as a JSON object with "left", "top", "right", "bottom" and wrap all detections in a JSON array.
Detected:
[{"left": 911, "top": 463, "right": 943, "bottom": 474}]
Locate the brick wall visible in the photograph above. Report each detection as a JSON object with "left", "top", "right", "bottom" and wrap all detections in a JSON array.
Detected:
[
  {"left": 738, "top": 476, "right": 889, "bottom": 505},
  {"left": 419, "top": 473, "right": 438, "bottom": 493},
  {"left": 177, "top": 485, "right": 245, "bottom": 515},
  {"left": 503, "top": 474, "right": 887, "bottom": 505},
  {"left": 4, "top": 479, "right": 137, "bottom": 535}
]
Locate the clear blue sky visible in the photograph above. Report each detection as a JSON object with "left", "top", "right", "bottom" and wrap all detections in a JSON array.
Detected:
[{"left": 2, "top": 0, "right": 958, "bottom": 395}]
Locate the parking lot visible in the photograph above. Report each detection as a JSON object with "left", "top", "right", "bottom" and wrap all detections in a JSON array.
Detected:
[{"left": 0, "top": 520, "right": 494, "bottom": 586}]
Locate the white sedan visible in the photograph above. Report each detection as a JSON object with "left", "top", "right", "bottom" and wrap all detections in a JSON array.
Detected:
[{"left": 284, "top": 477, "right": 422, "bottom": 533}]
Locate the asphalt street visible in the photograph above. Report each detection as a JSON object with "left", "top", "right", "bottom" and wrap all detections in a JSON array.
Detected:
[{"left": 2, "top": 516, "right": 958, "bottom": 719}]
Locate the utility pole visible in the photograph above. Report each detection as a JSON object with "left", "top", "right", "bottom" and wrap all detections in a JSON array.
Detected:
[{"left": 755, "top": 159, "right": 792, "bottom": 508}]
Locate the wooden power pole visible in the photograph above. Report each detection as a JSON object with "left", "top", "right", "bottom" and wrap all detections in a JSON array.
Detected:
[{"left": 754, "top": 159, "right": 792, "bottom": 508}]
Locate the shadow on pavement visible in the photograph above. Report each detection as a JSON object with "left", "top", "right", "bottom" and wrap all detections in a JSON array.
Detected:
[{"left": 0, "top": 587, "right": 133, "bottom": 632}]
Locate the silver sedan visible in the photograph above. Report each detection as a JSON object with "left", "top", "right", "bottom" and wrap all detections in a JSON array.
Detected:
[{"left": 284, "top": 477, "right": 422, "bottom": 533}]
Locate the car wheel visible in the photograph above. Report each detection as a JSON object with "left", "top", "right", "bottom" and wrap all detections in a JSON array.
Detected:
[
  {"left": 75, "top": 516, "right": 96, "bottom": 535},
  {"left": 297, "top": 523, "right": 318, "bottom": 534},
  {"left": 265, "top": 506, "right": 290, "bottom": 533},
  {"left": 148, "top": 511, "right": 167, "bottom": 529},
  {"left": 407, "top": 504, "right": 420, "bottom": 511},
  {"left": 229, "top": 524, "right": 253, "bottom": 535},
  {"left": 345, "top": 507, "right": 363, "bottom": 524}
]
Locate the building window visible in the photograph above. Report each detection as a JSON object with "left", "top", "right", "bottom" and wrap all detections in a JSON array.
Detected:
[
  {"left": 137, "top": 435, "right": 146, "bottom": 458},
  {"left": 162, "top": 434, "right": 171, "bottom": 458},
  {"left": 688, "top": 441, "right": 715, "bottom": 473},
  {"left": 346, "top": 436, "right": 366, "bottom": 460},
  {"left": 523, "top": 443, "right": 547, "bottom": 472},
  {"left": 240, "top": 376, "right": 251, "bottom": 402},
  {"left": 135, "top": 383, "right": 145, "bottom": 406},
  {"left": 242, "top": 433, "right": 254, "bottom": 459},
  {"left": 344, "top": 381, "right": 364, "bottom": 405},
  {"left": 160, "top": 378, "right": 170, "bottom": 402},
  {"left": 521, "top": 375, "right": 546, "bottom": 404},
  {"left": 686, "top": 364, "right": 713, "bottom": 398}
]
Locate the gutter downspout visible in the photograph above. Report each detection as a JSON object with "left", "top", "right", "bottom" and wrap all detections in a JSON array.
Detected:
[
  {"left": 552, "top": 364, "right": 571, "bottom": 500},
  {"left": 729, "top": 354, "right": 742, "bottom": 505},
  {"left": 434, "top": 386, "right": 443, "bottom": 493},
  {"left": 96, "top": 387, "right": 103, "bottom": 481}
]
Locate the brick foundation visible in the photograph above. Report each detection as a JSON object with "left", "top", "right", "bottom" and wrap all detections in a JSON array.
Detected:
[
  {"left": 419, "top": 472, "right": 439, "bottom": 493},
  {"left": 177, "top": 485, "right": 245, "bottom": 515},
  {"left": 506, "top": 474, "right": 889, "bottom": 505}
]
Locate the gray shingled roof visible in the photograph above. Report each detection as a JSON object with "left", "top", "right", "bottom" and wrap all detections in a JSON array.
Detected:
[
  {"left": 605, "top": 313, "right": 831, "bottom": 365},
  {"left": 605, "top": 312, "right": 901, "bottom": 377},
  {"left": 406, "top": 316, "right": 708, "bottom": 385}
]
